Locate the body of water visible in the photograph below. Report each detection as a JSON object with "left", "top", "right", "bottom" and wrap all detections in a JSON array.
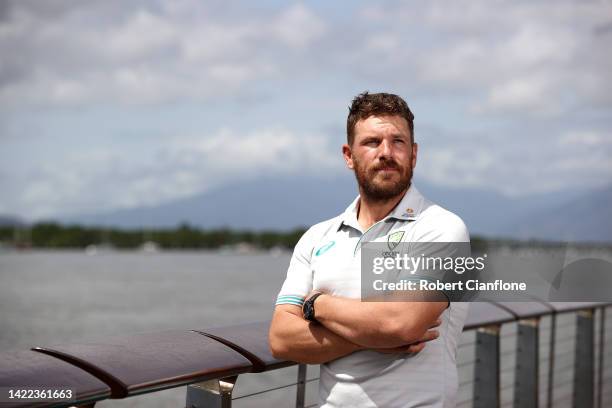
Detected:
[{"left": 1, "top": 249, "right": 610, "bottom": 407}]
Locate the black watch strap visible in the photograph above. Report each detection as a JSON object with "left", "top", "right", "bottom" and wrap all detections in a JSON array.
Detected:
[{"left": 302, "top": 292, "right": 323, "bottom": 322}]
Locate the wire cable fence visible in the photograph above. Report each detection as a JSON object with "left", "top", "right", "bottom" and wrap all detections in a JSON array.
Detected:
[{"left": 204, "top": 303, "right": 612, "bottom": 408}]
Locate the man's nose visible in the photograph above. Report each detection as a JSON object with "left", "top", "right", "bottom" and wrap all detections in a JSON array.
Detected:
[{"left": 378, "top": 139, "right": 393, "bottom": 158}]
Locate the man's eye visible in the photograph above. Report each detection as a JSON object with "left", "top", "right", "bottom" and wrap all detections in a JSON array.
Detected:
[{"left": 394, "top": 139, "right": 406, "bottom": 144}]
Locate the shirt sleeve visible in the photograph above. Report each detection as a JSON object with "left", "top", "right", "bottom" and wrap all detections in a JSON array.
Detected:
[{"left": 275, "top": 226, "right": 319, "bottom": 307}]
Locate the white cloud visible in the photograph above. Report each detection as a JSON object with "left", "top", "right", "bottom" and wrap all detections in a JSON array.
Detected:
[
  {"left": 272, "top": 4, "right": 327, "bottom": 48},
  {"left": 417, "top": 143, "right": 496, "bottom": 189},
  {"left": 2, "top": 0, "right": 609, "bottom": 115},
  {"left": 6, "top": 127, "right": 341, "bottom": 218},
  {"left": 1, "top": 0, "right": 611, "bottom": 218},
  {"left": 560, "top": 131, "right": 612, "bottom": 147},
  {"left": 358, "top": 0, "right": 612, "bottom": 116},
  {"left": 170, "top": 127, "right": 341, "bottom": 177},
  {"left": 102, "top": 9, "right": 177, "bottom": 60},
  {"left": 413, "top": 124, "right": 612, "bottom": 197},
  {"left": 0, "top": 1, "right": 327, "bottom": 107},
  {"left": 417, "top": 40, "right": 486, "bottom": 83},
  {"left": 478, "top": 75, "right": 559, "bottom": 115}
]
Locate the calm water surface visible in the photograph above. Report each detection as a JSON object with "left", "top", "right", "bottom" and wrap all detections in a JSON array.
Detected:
[
  {"left": 1, "top": 250, "right": 315, "bottom": 407},
  {"left": 1, "top": 249, "right": 610, "bottom": 407}
]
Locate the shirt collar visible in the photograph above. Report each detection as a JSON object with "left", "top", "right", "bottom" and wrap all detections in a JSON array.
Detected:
[
  {"left": 336, "top": 195, "right": 361, "bottom": 232},
  {"left": 337, "top": 184, "right": 425, "bottom": 232},
  {"left": 389, "top": 184, "right": 425, "bottom": 221}
]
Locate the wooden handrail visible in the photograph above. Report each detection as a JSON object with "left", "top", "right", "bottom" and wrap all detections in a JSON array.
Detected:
[{"left": 0, "top": 301, "right": 609, "bottom": 407}]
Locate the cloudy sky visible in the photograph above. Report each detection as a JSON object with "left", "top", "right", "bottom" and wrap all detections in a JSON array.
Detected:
[{"left": 1, "top": 0, "right": 611, "bottom": 219}]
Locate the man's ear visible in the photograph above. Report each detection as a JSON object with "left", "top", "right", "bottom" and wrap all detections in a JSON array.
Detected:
[
  {"left": 342, "top": 144, "right": 354, "bottom": 169},
  {"left": 411, "top": 142, "right": 418, "bottom": 169}
]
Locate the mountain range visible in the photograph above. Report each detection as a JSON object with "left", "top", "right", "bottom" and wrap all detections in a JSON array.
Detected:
[
  {"left": 0, "top": 215, "right": 26, "bottom": 227},
  {"left": 48, "top": 174, "right": 611, "bottom": 243}
]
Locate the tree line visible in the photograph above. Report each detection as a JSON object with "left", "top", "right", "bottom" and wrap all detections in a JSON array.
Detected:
[
  {"left": 0, "top": 221, "right": 501, "bottom": 252},
  {"left": 0, "top": 222, "right": 307, "bottom": 250}
]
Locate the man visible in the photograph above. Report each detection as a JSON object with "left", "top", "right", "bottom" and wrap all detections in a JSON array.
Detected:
[{"left": 269, "top": 92, "right": 469, "bottom": 407}]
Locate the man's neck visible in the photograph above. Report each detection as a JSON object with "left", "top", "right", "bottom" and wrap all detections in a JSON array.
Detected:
[{"left": 356, "top": 188, "right": 408, "bottom": 231}]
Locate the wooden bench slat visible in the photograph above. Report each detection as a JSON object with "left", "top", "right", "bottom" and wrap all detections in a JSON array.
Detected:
[
  {"left": 33, "top": 330, "right": 253, "bottom": 398},
  {"left": 0, "top": 349, "right": 110, "bottom": 408},
  {"left": 193, "top": 321, "right": 291, "bottom": 372}
]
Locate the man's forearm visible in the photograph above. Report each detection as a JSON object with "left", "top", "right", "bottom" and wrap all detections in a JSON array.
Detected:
[
  {"left": 314, "top": 294, "right": 446, "bottom": 348},
  {"left": 269, "top": 306, "right": 362, "bottom": 364}
]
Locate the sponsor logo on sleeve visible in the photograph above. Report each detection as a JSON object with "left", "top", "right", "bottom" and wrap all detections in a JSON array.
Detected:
[{"left": 315, "top": 241, "right": 336, "bottom": 256}]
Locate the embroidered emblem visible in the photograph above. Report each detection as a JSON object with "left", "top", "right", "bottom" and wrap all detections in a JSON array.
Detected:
[
  {"left": 401, "top": 208, "right": 415, "bottom": 218},
  {"left": 387, "top": 231, "right": 405, "bottom": 251}
]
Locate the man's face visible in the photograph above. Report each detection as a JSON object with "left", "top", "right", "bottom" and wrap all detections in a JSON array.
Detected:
[{"left": 342, "top": 115, "right": 417, "bottom": 201}]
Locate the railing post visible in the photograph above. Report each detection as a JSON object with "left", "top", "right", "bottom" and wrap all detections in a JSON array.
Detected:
[
  {"left": 473, "top": 325, "right": 500, "bottom": 408},
  {"left": 514, "top": 317, "right": 539, "bottom": 408},
  {"left": 573, "top": 309, "right": 594, "bottom": 408},
  {"left": 295, "top": 364, "right": 307, "bottom": 408},
  {"left": 546, "top": 312, "right": 557, "bottom": 408},
  {"left": 597, "top": 307, "right": 606, "bottom": 408},
  {"left": 186, "top": 376, "right": 237, "bottom": 408}
]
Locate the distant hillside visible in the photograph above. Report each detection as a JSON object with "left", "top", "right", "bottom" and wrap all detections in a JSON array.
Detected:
[
  {"left": 504, "top": 185, "right": 612, "bottom": 242},
  {"left": 0, "top": 215, "right": 26, "bottom": 227},
  {"left": 58, "top": 176, "right": 610, "bottom": 242},
  {"left": 416, "top": 182, "right": 586, "bottom": 237},
  {"left": 63, "top": 174, "right": 358, "bottom": 231}
]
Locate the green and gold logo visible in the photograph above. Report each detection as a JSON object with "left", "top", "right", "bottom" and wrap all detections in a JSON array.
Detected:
[{"left": 387, "top": 231, "right": 405, "bottom": 251}]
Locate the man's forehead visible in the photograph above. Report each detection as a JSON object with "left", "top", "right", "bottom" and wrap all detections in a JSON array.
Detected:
[{"left": 354, "top": 115, "right": 410, "bottom": 136}]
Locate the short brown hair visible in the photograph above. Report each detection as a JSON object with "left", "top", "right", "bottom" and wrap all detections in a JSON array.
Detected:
[{"left": 346, "top": 91, "right": 415, "bottom": 145}]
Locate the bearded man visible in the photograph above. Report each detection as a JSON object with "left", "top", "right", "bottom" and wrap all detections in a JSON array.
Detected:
[{"left": 269, "top": 92, "right": 469, "bottom": 408}]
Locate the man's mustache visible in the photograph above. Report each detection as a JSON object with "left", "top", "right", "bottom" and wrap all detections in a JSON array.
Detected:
[{"left": 370, "top": 160, "right": 401, "bottom": 171}]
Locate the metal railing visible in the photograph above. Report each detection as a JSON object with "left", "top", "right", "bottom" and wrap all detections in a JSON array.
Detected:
[{"left": 0, "top": 301, "right": 610, "bottom": 408}]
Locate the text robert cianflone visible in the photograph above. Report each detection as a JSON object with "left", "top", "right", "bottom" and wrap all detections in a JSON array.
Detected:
[
  {"left": 372, "top": 279, "right": 527, "bottom": 292},
  {"left": 372, "top": 253, "right": 487, "bottom": 275}
]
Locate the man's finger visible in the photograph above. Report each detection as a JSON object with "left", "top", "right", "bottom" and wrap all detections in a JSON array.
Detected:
[
  {"left": 429, "top": 319, "right": 442, "bottom": 328},
  {"left": 419, "top": 329, "right": 439, "bottom": 343},
  {"left": 406, "top": 342, "right": 425, "bottom": 354},
  {"left": 375, "top": 343, "right": 424, "bottom": 354},
  {"left": 373, "top": 329, "right": 439, "bottom": 354}
]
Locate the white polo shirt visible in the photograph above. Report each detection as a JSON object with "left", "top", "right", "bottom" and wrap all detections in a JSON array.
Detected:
[{"left": 275, "top": 185, "right": 470, "bottom": 408}]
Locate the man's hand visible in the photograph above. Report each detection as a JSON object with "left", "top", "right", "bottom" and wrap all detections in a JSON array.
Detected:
[
  {"left": 308, "top": 291, "right": 448, "bottom": 348},
  {"left": 269, "top": 304, "right": 364, "bottom": 364},
  {"left": 373, "top": 320, "right": 440, "bottom": 355}
]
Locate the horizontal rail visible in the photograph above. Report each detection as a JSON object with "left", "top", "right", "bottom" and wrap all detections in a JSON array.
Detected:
[
  {"left": 0, "top": 301, "right": 610, "bottom": 407},
  {"left": 232, "top": 377, "right": 318, "bottom": 401}
]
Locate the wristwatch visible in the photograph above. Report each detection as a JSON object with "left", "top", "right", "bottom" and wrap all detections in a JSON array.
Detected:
[{"left": 302, "top": 292, "right": 323, "bottom": 322}]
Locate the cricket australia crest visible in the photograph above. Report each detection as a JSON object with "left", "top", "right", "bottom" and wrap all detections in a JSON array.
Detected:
[{"left": 387, "top": 230, "right": 405, "bottom": 251}]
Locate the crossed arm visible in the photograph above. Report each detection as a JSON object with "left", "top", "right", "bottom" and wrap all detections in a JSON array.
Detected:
[{"left": 268, "top": 293, "right": 447, "bottom": 364}]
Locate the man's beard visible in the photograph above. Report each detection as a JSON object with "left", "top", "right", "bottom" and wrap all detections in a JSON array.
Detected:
[{"left": 353, "top": 157, "right": 412, "bottom": 202}]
